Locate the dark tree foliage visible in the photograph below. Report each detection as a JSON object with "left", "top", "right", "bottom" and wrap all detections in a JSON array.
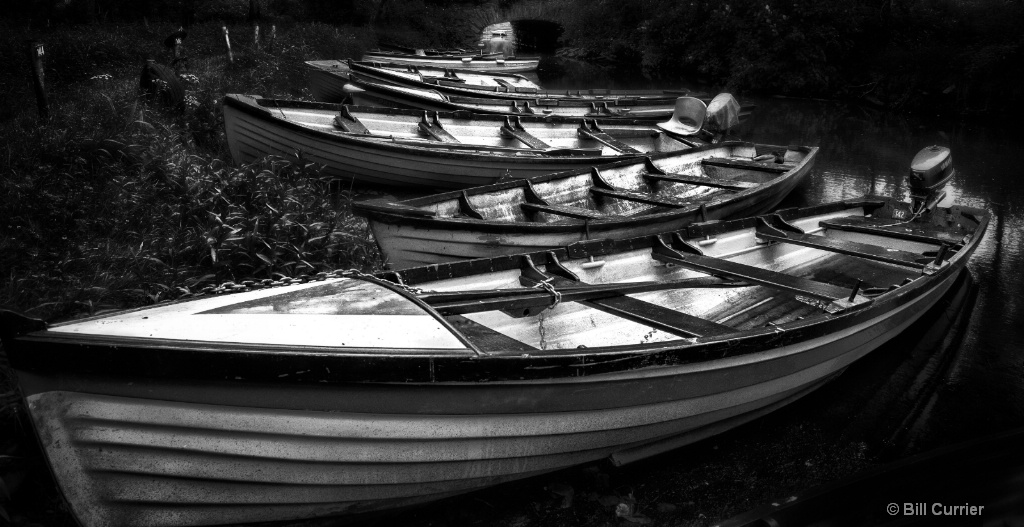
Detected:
[{"left": 557, "top": 0, "right": 1024, "bottom": 116}]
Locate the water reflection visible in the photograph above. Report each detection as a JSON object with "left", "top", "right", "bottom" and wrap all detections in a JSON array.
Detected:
[{"left": 376, "top": 80, "right": 1024, "bottom": 525}]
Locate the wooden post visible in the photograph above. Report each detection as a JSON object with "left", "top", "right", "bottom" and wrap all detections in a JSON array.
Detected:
[
  {"left": 27, "top": 41, "right": 49, "bottom": 119},
  {"left": 253, "top": 24, "right": 260, "bottom": 50},
  {"left": 172, "top": 36, "right": 183, "bottom": 63},
  {"left": 223, "top": 26, "right": 233, "bottom": 63}
]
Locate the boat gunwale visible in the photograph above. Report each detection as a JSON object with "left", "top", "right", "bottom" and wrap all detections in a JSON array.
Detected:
[{"left": 2, "top": 202, "right": 989, "bottom": 384}]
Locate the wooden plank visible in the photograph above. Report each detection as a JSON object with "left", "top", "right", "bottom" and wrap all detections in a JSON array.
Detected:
[
  {"left": 645, "top": 172, "right": 757, "bottom": 191},
  {"left": 499, "top": 116, "right": 550, "bottom": 149},
  {"left": 582, "top": 294, "right": 735, "bottom": 338},
  {"left": 532, "top": 275, "right": 734, "bottom": 338},
  {"left": 418, "top": 112, "right": 461, "bottom": 143},
  {"left": 820, "top": 216, "right": 966, "bottom": 245},
  {"left": 425, "top": 276, "right": 740, "bottom": 315},
  {"left": 521, "top": 202, "right": 607, "bottom": 220},
  {"left": 702, "top": 157, "right": 790, "bottom": 173},
  {"left": 445, "top": 315, "right": 536, "bottom": 351},
  {"left": 577, "top": 119, "right": 640, "bottom": 154},
  {"left": 757, "top": 221, "right": 931, "bottom": 269},
  {"left": 333, "top": 107, "right": 370, "bottom": 134},
  {"left": 591, "top": 187, "right": 691, "bottom": 208},
  {"left": 652, "top": 247, "right": 858, "bottom": 302}
]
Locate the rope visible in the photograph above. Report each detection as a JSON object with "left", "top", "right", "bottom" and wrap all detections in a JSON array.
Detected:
[{"left": 870, "top": 200, "right": 927, "bottom": 228}]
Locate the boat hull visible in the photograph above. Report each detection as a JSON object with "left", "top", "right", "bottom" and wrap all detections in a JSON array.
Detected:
[
  {"left": 365, "top": 145, "right": 816, "bottom": 269},
  {"left": 222, "top": 95, "right": 683, "bottom": 189},
  {"left": 361, "top": 54, "right": 539, "bottom": 73},
  {"left": 370, "top": 178, "right": 801, "bottom": 269},
  {"left": 20, "top": 264, "right": 960, "bottom": 526},
  {"left": 344, "top": 76, "right": 676, "bottom": 121}
]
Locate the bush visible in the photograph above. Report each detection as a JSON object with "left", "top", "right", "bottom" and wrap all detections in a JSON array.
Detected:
[{"left": 0, "top": 21, "right": 380, "bottom": 322}]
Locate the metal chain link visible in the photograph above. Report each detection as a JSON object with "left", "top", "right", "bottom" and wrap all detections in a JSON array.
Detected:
[
  {"left": 531, "top": 279, "right": 562, "bottom": 309},
  {"left": 187, "top": 268, "right": 432, "bottom": 299}
]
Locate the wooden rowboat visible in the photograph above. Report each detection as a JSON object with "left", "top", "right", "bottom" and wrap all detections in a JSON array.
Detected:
[
  {"left": 352, "top": 141, "right": 818, "bottom": 269},
  {"left": 360, "top": 52, "right": 540, "bottom": 73},
  {"left": 308, "top": 60, "right": 695, "bottom": 103},
  {"left": 306, "top": 60, "right": 541, "bottom": 103},
  {"left": 222, "top": 94, "right": 714, "bottom": 189},
  {"left": 0, "top": 198, "right": 988, "bottom": 527},
  {"left": 342, "top": 73, "right": 683, "bottom": 121}
]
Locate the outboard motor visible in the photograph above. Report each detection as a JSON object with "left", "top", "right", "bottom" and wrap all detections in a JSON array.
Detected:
[
  {"left": 909, "top": 145, "right": 955, "bottom": 192},
  {"left": 909, "top": 145, "right": 955, "bottom": 211}
]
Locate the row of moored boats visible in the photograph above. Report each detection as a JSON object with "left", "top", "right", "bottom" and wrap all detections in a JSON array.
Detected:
[{"left": 0, "top": 46, "right": 986, "bottom": 527}]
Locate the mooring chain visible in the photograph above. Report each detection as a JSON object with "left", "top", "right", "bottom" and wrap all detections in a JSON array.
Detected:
[
  {"left": 333, "top": 268, "right": 426, "bottom": 296},
  {"left": 531, "top": 278, "right": 562, "bottom": 310}
]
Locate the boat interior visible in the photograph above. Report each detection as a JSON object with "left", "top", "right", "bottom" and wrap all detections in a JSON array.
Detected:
[
  {"left": 411, "top": 144, "right": 803, "bottom": 222},
  {"left": 381, "top": 202, "right": 979, "bottom": 354},
  {"left": 284, "top": 101, "right": 696, "bottom": 155}
]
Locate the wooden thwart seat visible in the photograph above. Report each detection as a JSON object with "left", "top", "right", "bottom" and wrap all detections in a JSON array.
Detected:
[
  {"left": 702, "top": 157, "right": 790, "bottom": 173},
  {"left": 652, "top": 237, "right": 869, "bottom": 307},
  {"left": 756, "top": 218, "right": 932, "bottom": 269},
  {"left": 518, "top": 266, "right": 734, "bottom": 338},
  {"left": 521, "top": 202, "right": 607, "bottom": 220},
  {"left": 642, "top": 158, "right": 757, "bottom": 191},
  {"left": 446, "top": 314, "right": 536, "bottom": 351},
  {"left": 820, "top": 216, "right": 967, "bottom": 245},
  {"left": 580, "top": 293, "right": 735, "bottom": 338},
  {"left": 590, "top": 167, "right": 692, "bottom": 209},
  {"left": 500, "top": 116, "right": 551, "bottom": 149},
  {"left": 334, "top": 106, "right": 370, "bottom": 134},
  {"left": 591, "top": 187, "right": 692, "bottom": 208},
  {"left": 418, "top": 112, "right": 461, "bottom": 143},
  {"left": 577, "top": 119, "right": 641, "bottom": 154}
]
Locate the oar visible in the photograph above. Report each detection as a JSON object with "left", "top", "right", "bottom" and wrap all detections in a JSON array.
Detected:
[{"left": 421, "top": 276, "right": 746, "bottom": 315}]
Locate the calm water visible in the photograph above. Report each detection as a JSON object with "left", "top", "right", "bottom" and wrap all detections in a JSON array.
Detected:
[{"left": 380, "top": 78, "right": 1024, "bottom": 525}]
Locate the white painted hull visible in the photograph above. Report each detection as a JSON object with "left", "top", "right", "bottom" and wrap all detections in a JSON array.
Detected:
[
  {"left": 25, "top": 270, "right": 955, "bottom": 526},
  {"left": 6, "top": 201, "right": 987, "bottom": 527},
  {"left": 222, "top": 95, "right": 688, "bottom": 189}
]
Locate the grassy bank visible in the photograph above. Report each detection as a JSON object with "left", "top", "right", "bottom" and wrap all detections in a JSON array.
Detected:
[{"left": 0, "top": 21, "right": 388, "bottom": 323}]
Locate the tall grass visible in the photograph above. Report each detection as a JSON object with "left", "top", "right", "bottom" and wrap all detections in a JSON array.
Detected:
[{"left": 0, "top": 21, "right": 381, "bottom": 323}]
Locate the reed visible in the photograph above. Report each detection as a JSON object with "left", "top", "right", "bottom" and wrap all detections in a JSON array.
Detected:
[{"left": 0, "top": 21, "right": 380, "bottom": 323}]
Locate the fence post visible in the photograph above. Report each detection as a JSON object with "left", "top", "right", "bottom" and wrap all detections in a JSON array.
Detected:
[
  {"left": 269, "top": 25, "right": 276, "bottom": 52},
  {"left": 223, "top": 26, "right": 233, "bottom": 63},
  {"left": 27, "top": 40, "right": 49, "bottom": 119},
  {"left": 253, "top": 24, "right": 260, "bottom": 50},
  {"left": 173, "top": 36, "right": 183, "bottom": 63}
]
